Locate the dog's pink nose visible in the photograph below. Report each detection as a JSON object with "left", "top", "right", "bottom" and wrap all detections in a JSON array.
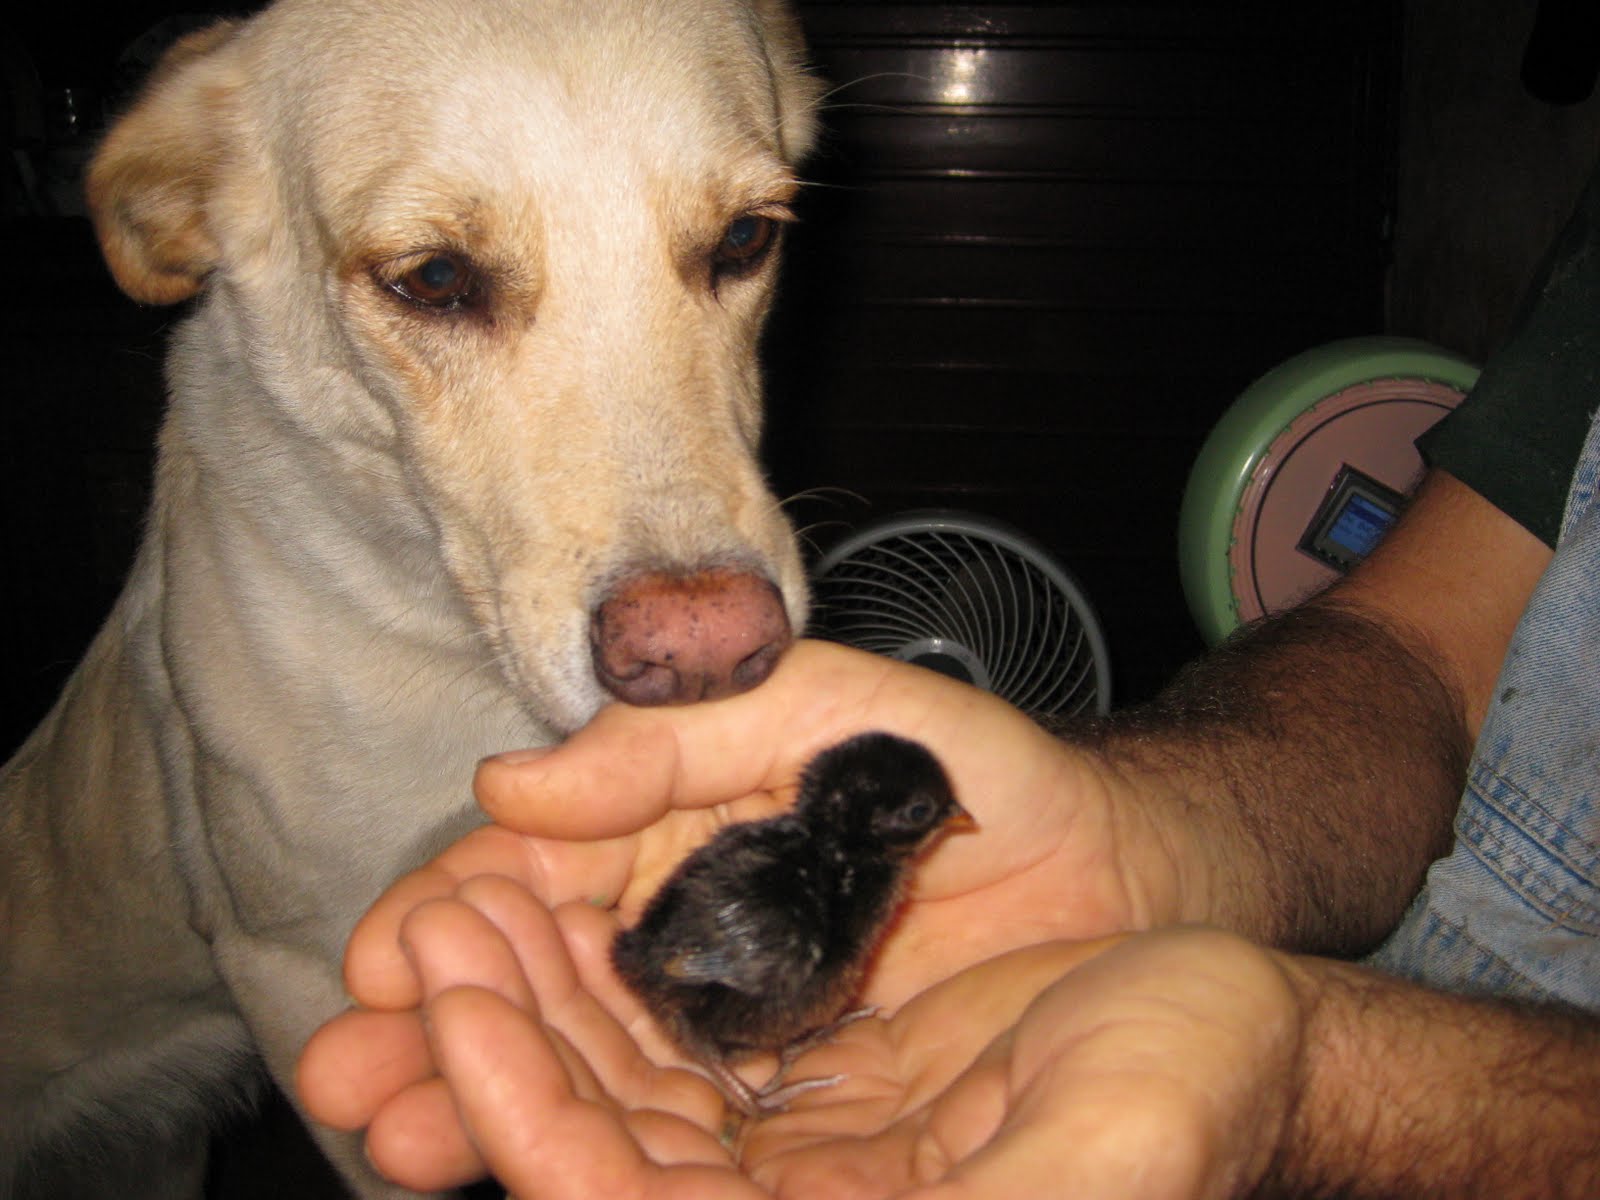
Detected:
[{"left": 590, "top": 568, "right": 792, "bottom": 706}]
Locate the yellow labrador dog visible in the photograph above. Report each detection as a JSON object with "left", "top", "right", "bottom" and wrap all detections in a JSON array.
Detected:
[{"left": 0, "top": 0, "right": 817, "bottom": 1194}]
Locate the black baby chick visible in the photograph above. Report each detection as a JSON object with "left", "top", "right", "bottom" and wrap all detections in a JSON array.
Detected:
[{"left": 611, "top": 731, "right": 973, "bottom": 1117}]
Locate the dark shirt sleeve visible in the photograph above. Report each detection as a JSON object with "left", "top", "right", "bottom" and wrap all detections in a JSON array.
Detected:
[{"left": 1417, "top": 168, "right": 1600, "bottom": 549}]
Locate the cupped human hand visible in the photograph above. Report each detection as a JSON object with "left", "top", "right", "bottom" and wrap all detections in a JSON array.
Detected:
[
  {"left": 460, "top": 640, "right": 1184, "bottom": 1007},
  {"left": 300, "top": 865, "right": 1118, "bottom": 1198},
  {"left": 305, "top": 899, "right": 1300, "bottom": 1200},
  {"left": 299, "top": 871, "right": 735, "bottom": 1193},
  {"left": 744, "top": 926, "right": 1301, "bottom": 1200},
  {"left": 300, "top": 872, "right": 1082, "bottom": 1195}
]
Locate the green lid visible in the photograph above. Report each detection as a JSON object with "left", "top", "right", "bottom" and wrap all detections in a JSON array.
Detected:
[{"left": 1178, "top": 337, "right": 1480, "bottom": 644}]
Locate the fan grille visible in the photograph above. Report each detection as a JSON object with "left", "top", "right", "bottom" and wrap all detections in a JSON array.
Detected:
[{"left": 810, "top": 518, "right": 1109, "bottom": 717}]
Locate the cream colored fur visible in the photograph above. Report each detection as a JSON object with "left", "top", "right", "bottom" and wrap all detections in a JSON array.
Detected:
[{"left": 0, "top": 1, "right": 817, "bottom": 1195}]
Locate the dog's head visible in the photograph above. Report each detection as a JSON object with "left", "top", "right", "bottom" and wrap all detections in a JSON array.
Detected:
[{"left": 86, "top": 0, "right": 822, "bottom": 733}]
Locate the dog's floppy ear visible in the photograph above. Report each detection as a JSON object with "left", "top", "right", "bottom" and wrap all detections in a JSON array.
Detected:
[
  {"left": 751, "top": 0, "right": 823, "bottom": 163},
  {"left": 86, "top": 21, "right": 244, "bottom": 305}
]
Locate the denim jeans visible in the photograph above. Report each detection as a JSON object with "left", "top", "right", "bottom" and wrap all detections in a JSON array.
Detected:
[{"left": 1368, "top": 411, "right": 1600, "bottom": 1011}]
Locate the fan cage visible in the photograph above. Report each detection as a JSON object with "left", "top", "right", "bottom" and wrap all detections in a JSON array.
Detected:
[{"left": 809, "top": 511, "right": 1111, "bottom": 717}]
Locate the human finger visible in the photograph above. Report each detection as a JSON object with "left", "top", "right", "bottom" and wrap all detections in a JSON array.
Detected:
[
  {"left": 475, "top": 641, "right": 974, "bottom": 838},
  {"left": 426, "top": 986, "right": 768, "bottom": 1200},
  {"left": 453, "top": 875, "right": 725, "bottom": 1124},
  {"left": 550, "top": 897, "right": 714, "bottom": 1084},
  {"left": 355, "top": 886, "right": 635, "bottom": 1191},
  {"left": 353, "top": 891, "right": 556, "bottom": 1189},
  {"left": 363, "top": 1074, "right": 489, "bottom": 1193},
  {"left": 344, "top": 821, "right": 646, "bottom": 1010},
  {"left": 409, "top": 883, "right": 742, "bottom": 1180},
  {"left": 295, "top": 1007, "right": 435, "bottom": 1132},
  {"left": 342, "top": 824, "right": 558, "bottom": 1008}
]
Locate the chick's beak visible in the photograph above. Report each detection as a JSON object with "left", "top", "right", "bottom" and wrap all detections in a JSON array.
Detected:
[{"left": 943, "top": 804, "right": 978, "bottom": 834}]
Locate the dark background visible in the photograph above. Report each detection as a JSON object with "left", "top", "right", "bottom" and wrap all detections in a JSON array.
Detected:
[{"left": 5, "top": 0, "right": 1600, "bottom": 1194}]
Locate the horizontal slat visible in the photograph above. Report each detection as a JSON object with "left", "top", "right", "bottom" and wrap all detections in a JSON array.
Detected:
[
  {"left": 791, "top": 174, "right": 1369, "bottom": 244},
  {"left": 796, "top": 2, "right": 1387, "bottom": 45},
  {"left": 813, "top": 109, "right": 1370, "bottom": 181},
  {"left": 778, "top": 237, "right": 1372, "bottom": 312},
  {"left": 812, "top": 43, "right": 1366, "bottom": 114}
]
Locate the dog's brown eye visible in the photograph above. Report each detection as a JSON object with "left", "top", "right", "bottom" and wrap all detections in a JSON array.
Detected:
[
  {"left": 387, "top": 253, "right": 479, "bottom": 309},
  {"left": 713, "top": 215, "right": 776, "bottom": 274}
]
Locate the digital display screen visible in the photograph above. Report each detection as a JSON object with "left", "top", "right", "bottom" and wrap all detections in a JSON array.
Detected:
[
  {"left": 1324, "top": 491, "right": 1395, "bottom": 559},
  {"left": 1298, "top": 465, "right": 1407, "bottom": 572}
]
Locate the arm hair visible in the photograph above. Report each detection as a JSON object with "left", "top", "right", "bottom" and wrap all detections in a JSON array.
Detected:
[{"left": 1066, "top": 596, "right": 1471, "bottom": 953}]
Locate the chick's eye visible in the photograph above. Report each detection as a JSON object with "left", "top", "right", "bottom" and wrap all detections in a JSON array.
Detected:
[
  {"left": 713, "top": 215, "right": 776, "bottom": 275},
  {"left": 386, "top": 253, "right": 479, "bottom": 309},
  {"left": 901, "top": 799, "right": 935, "bottom": 826}
]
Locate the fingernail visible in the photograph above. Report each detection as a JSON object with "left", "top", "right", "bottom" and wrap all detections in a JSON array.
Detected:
[{"left": 480, "top": 747, "right": 551, "bottom": 768}]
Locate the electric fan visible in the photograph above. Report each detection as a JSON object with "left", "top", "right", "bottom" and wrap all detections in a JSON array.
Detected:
[{"left": 809, "top": 510, "right": 1112, "bottom": 717}]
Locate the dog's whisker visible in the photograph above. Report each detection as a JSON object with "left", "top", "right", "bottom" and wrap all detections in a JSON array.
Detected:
[
  {"left": 779, "top": 485, "right": 865, "bottom": 510},
  {"left": 812, "top": 71, "right": 926, "bottom": 108},
  {"left": 792, "top": 520, "right": 856, "bottom": 561}
]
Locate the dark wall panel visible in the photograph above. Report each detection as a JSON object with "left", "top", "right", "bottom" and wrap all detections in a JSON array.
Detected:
[{"left": 766, "top": 1, "right": 1400, "bottom": 701}]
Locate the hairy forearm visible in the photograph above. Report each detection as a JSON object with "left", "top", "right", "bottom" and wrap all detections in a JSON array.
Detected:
[
  {"left": 1066, "top": 597, "right": 1471, "bottom": 953},
  {"left": 1261, "top": 954, "right": 1600, "bottom": 1200}
]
